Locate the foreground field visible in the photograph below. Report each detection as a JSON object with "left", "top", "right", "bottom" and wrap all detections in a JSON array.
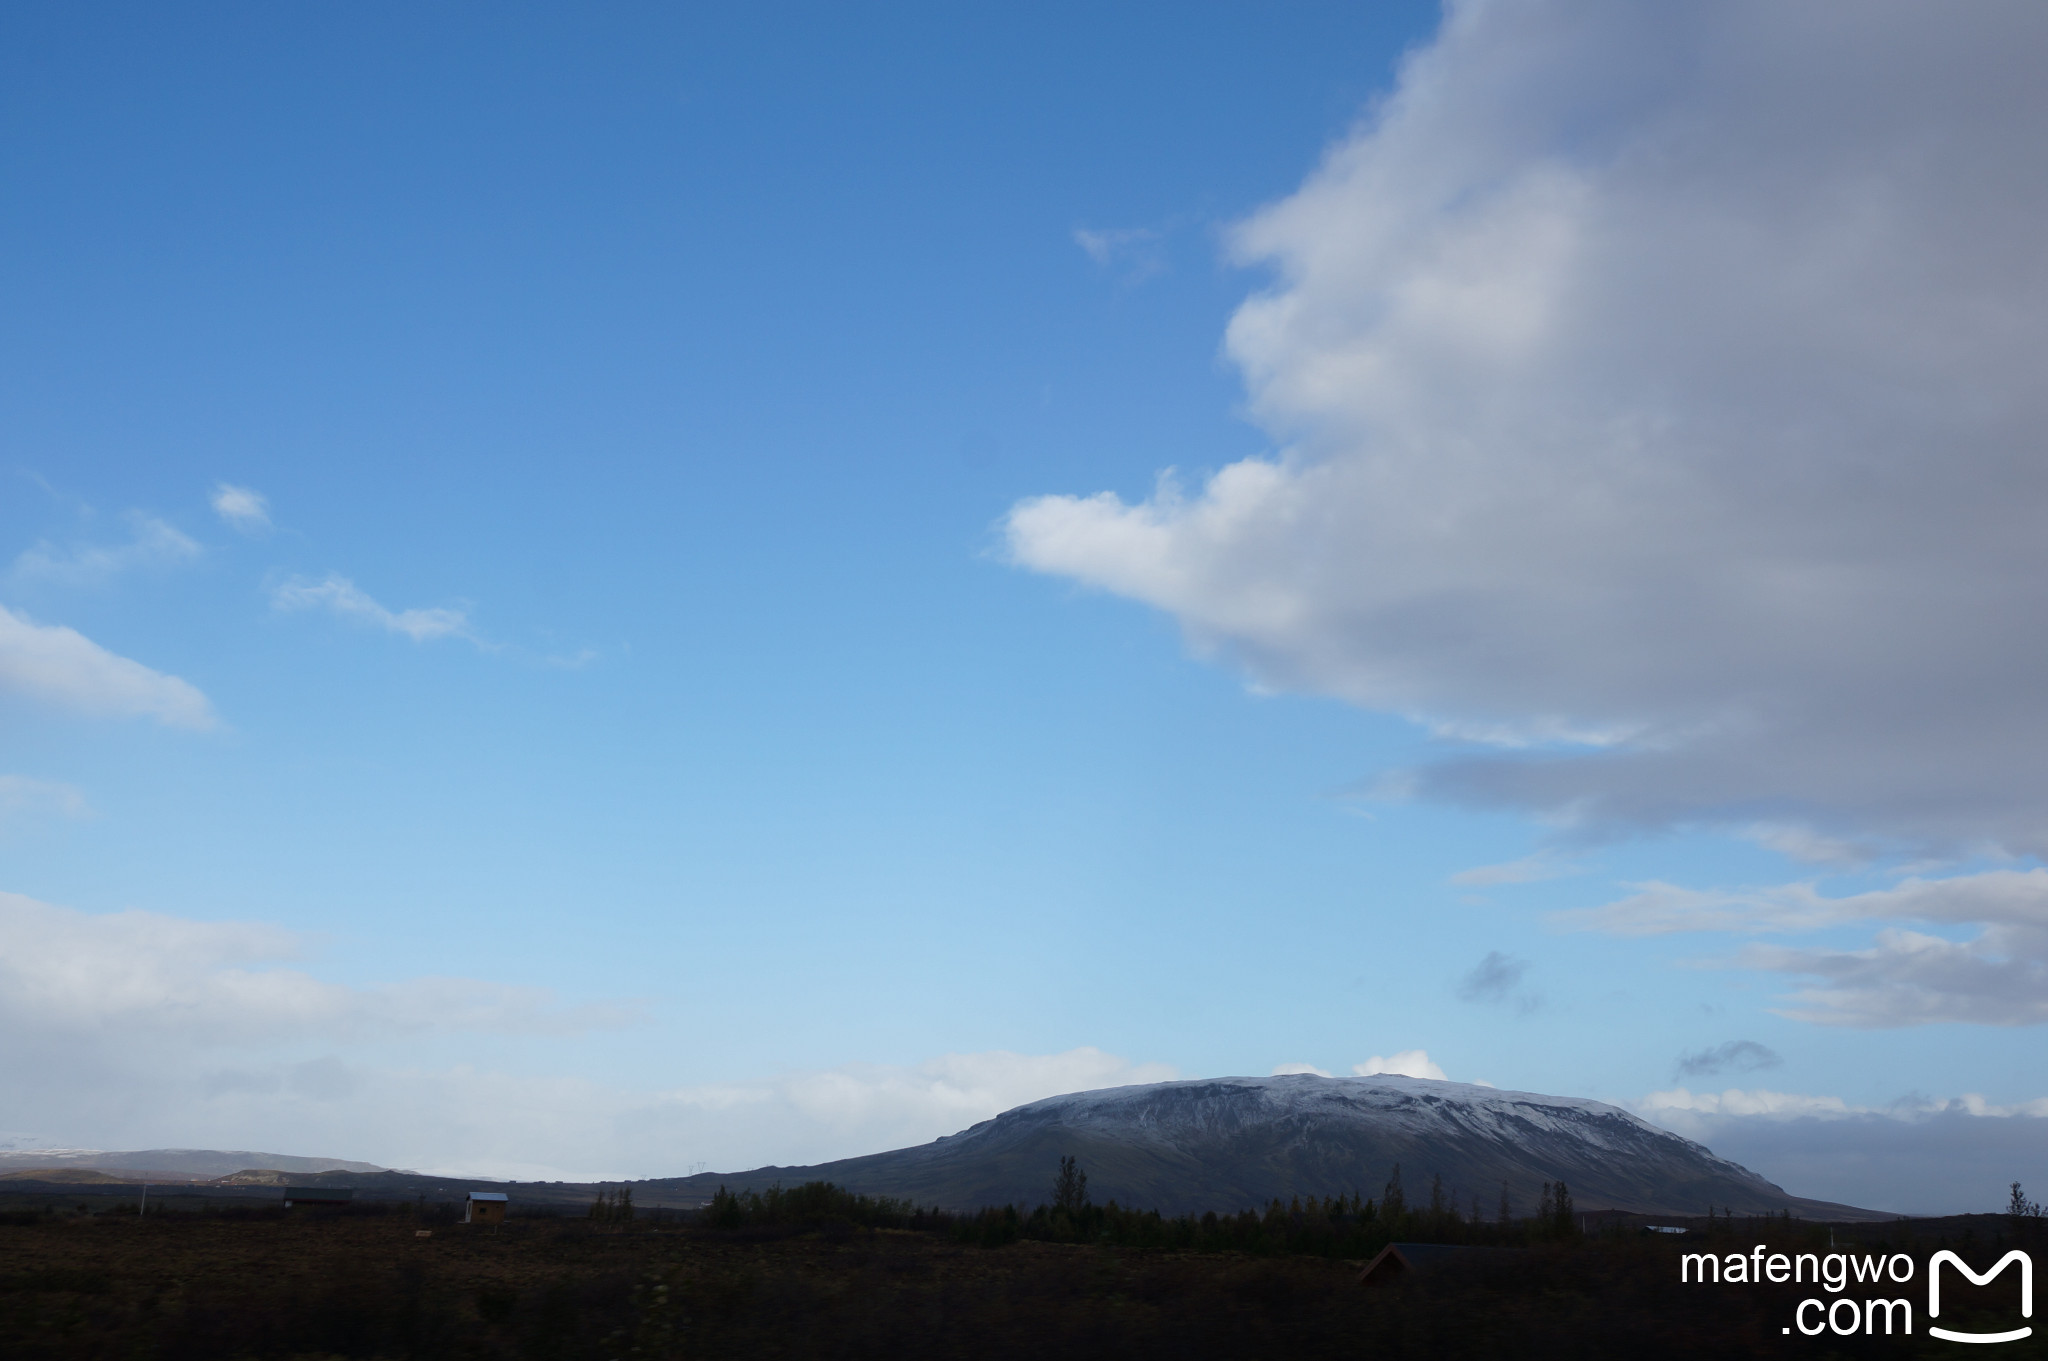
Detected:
[{"left": 0, "top": 1208, "right": 2032, "bottom": 1358}]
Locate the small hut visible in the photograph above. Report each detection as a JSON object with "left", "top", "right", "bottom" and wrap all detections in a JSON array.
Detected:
[
  {"left": 464, "top": 1192, "right": 509, "bottom": 1225},
  {"left": 281, "top": 1187, "right": 353, "bottom": 1210}
]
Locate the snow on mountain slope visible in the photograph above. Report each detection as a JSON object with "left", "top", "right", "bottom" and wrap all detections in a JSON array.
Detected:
[
  {"left": 989, "top": 1075, "right": 1738, "bottom": 1160},
  {"left": 647, "top": 1075, "right": 1884, "bottom": 1218}
]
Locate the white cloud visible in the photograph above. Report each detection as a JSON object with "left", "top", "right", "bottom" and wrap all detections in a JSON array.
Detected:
[
  {"left": 0, "top": 776, "right": 90, "bottom": 823},
  {"left": 1270, "top": 1061, "right": 1333, "bottom": 1077},
  {"left": 0, "top": 888, "right": 1174, "bottom": 1180},
  {"left": 1634, "top": 1085, "right": 2048, "bottom": 1214},
  {"left": 1638, "top": 1086, "right": 1861, "bottom": 1121},
  {"left": 0, "top": 889, "right": 642, "bottom": 1180},
  {"left": 0, "top": 603, "right": 213, "bottom": 728},
  {"left": 10, "top": 514, "right": 201, "bottom": 588},
  {"left": 271, "top": 573, "right": 474, "bottom": 643},
  {"left": 1352, "top": 1048, "right": 1449, "bottom": 1080},
  {"left": 0, "top": 890, "right": 633, "bottom": 1047},
  {"left": 209, "top": 483, "right": 270, "bottom": 532},
  {"left": 1008, "top": 1, "right": 2048, "bottom": 856}
]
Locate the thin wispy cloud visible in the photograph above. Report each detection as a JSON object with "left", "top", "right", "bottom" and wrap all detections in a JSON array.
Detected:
[
  {"left": 0, "top": 776, "right": 90, "bottom": 824},
  {"left": 1743, "top": 931, "right": 2048, "bottom": 1029},
  {"left": 0, "top": 603, "right": 214, "bottom": 728},
  {"left": 1561, "top": 870, "right": 2048, "bottom": 938},
  {"left": 272, "top": 573, "right": 476, "bottom": 644},
  {"left": 1563, "top": 869, "right": 2048, "bottom": 1027},
  {"left": 1073, "top": 225, "right": 1158, "bottom": 265},
  {"left": 1073, "top": 225, "right": 1167, "bottom": 282},
  {"left": 1740, "top": 824, "right": 1873, "bottom": 869},
  {"left": 1450, "top": 853, "right": 1578, "bottom": 887},
  {"left": 210, "top": 483, "right": 271, "bottom": 533},
  {"left": 10, "top": 514, "right": 201, "bottom": 588}
]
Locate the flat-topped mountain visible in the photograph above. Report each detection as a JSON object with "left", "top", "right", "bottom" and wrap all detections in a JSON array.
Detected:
[{"left": 639, "top": 1075, "right": 1886, "bottom": 1219}]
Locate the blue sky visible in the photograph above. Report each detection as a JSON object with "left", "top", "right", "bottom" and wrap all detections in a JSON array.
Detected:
[{"left": 5, "top": 1, "right": 2048, "bottom": 1212}]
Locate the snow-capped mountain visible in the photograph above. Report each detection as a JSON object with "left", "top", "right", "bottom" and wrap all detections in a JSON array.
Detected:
[{"left": 645, "top": 1074, "right": 1880, "bottom": 1218}]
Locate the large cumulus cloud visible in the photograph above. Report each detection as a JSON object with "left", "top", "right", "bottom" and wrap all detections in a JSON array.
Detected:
[{"left": 1008, "top": 0, "right": 2048, "bottom": 857}]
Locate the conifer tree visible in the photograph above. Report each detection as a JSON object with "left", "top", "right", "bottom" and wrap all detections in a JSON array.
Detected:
[{"left": 1052, "top": 1155, "right": 1088, "bottom": 1213}]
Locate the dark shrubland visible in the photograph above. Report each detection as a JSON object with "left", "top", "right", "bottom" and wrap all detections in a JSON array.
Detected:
[{"left": 0, "top": 1167, "right": 2031, "bottom": 1359}]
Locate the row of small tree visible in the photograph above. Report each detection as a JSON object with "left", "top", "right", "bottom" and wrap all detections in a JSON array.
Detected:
[
  {"left": 696, "top": 1180, "right": 948, "bottom": 1231},
  {"left": 943, "top": 1157, "right": 1584, "bottom": 1254},
  {"left": 683, "top": 1154, "right": 1856, "bottom": 1256},
  {"left": 588, "top": 1186, "right": 635, "bottom": 1222}
]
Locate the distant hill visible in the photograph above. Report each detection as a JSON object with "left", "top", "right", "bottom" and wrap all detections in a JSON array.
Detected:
[
  {"left": 0, "top": 1168, "right": 138, "bottom": 1184},
  {"left": 0, "top": 1148, "right": 388, "bottom": 1181},
  {"left": 634, "top": 1075, "right": 1890, "bottom": 1220}
]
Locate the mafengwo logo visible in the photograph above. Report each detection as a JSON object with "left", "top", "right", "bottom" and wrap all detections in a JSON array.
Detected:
[
  {"left": 1928, "top": 1250, "right": 2033, "bottom": 1345},
  {"left": 1681, "top": 1244, "right": 2033, "bottom": 1341}
]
